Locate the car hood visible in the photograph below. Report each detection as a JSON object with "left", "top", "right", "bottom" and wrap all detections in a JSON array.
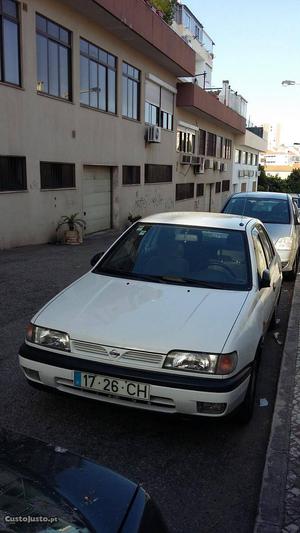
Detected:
[
  {"left": 0, "top": 428, "right": 139, "bottom": 533},
  {"left": 264, "top": 222, "right": 293, "bottom": 244},
  {"left": 34, "top": 273, "right": 249, "bottom": 354}
]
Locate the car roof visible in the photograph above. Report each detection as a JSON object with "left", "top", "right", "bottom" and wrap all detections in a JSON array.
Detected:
[
  {"left": 139, "top": 211, "right": 254, "bottom": 231},
  {"left": 230, "top": 191, "right": 289, "bottom": 200}
]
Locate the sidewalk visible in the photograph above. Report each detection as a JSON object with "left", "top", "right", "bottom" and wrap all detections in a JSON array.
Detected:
[{"left": 255, "top": 269, "right": 300, "bottom": 532}]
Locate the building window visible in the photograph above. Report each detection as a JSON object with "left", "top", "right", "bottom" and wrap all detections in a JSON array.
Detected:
[
  {"left": 40, "top": 162, "right": 75, "bottom": 189},
  {"left": 254, "top": 154, "right": 258, "bottom": 165},
  {"left": 145, "top": 164, "right": 172, "bottom": 183},
  {"left": 242, "top": 151, "right": 247, "bottom": 164},
  {"left": 199, "top": 129, "right": 206, "bottom": 155},
  {"left": 241, "top": 182, "right": 247, "bottom": 192},
  {"left": 215, "top": 181, "right": 221, "bottom": 193},
  {"left": 216, "top": 136, "right": 223, "bottom": 158},
  {"left": 207, "top": 132, "right": 216, "bottom": 156},
  {"left": 222, "top": 180, "right": 230, "bottom": 192},
  {"left": 122, "top": 166, "right": 140, "bottom": 185},
  {"left": 80, "top": 38, "right": 116, "bottom": 113},
  {"left": 0, "top": 0, "right": 20, "bottom": 86},
  {"left": 183, "top": 11, "right": 191, "bottom": 29},
  {"left": 235, "top": 149, "right": 241, "bottom": 163},
  {"left": 223, "top": 139, "right": 232, "bottom": 160},
  {"left": 252, "top": 181, "right": 257, "bottom": 192},
  {"left": 36, "top": 14, "right": 71, "bottom": 100},
  {"left": 176, "top": 131, "right": 195, "bottom": 153},
  {"left": 176, "top": 183, "right": 194, "bottom": 201},
  {"left": 145, "top": 80, "right": 173, "bottom": 130},
  {"left": 0, "top": 156, "right": 26, "bottom": 191},
  {"left": 196, "top": 183, "right": 204, "bottom": 196},
  {"left": 249, "top": 153, "right": 253, "bottom": 165},
  {"left": 122, "top": 62, "right": 140, "bottom": 120}
]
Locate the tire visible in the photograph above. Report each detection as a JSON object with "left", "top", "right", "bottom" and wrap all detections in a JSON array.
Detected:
[
  {"left": 236, "top": 358, "right": 258, "bottom": 424},
  {"left": 285, "top": 252, "right": 298, "bottom": 281}
]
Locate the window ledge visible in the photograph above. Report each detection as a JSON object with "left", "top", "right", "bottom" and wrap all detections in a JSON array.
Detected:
[
  {"left": 40, "top": 188, "right": 77, "bottom": 191},
  {"left": 0, "top": 189, "right": 28, "bottom": 194},
  {"left": 0, "top": 81, "right": 24, "bottom": 91},
  {"left": 80, "top": 104, "right": 117, "bottom": 117},
  {"left": 145, "top": 181, "right": 173, "bottom": 185},
  {"left": 122, "top": 115, "right": 141, "bottom": 124},
  {"left": 37, "top": 91, "right": 73, "bottom": 104}
]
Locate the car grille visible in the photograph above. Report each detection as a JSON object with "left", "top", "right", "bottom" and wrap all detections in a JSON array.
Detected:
[{"left": 71, "top": 340, "right": 165, "bottom": 367}]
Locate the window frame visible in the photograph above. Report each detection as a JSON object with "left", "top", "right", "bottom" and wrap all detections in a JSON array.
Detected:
[
  {"left": 0, "top": 155, "right": 27, "bottom": 192},
  {"left": 36, "top": 13, "right": 72, "bottom": 101},
  {"left": 176, "top": 130, "right": 196, "bottom": 154},
  {"left": 0, "top": 0, "right": 21, "bottom": 87},
  {"left": 144, "top": 164, "right": 172, "bottom": 184},
  {"left": 122, "top": 61, "right": 140, "bottom": 121},
  {"left": 40, "top": 161, "right": 76, "bottom": 190},
  {"left": 122, "top": 165, "right": 141, "bottom": 185},
  {"left": 79, "top": 36, "right": 117, "bottom": 114},
  {"left": 207, "top": 132, "right": 216, "bottom": 157},
  {"left": 222, "top": 180, "right": 230, "bottom": 192},
  {"left": 215, "top": 181, "right": 221, "bottom": 193},
  {"left": 196, "top": 183, "right": 204, "bottom": 197},
  {"left": 176, "top": 182, "right": 195, "bottom": 201},
  {"left": 145, "top": 81, "right": 174, "bottom": 131}
]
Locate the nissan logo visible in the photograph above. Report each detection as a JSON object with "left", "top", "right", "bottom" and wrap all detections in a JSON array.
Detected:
[{"left": 109, "top": 349, "right": 121, "bottom": 358}]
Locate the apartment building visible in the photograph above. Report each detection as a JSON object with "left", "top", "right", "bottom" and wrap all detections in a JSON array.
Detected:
[
  {"left": 233, "top": 130, "right": 267, "bottom": 192},
  {"left": 0, "top": 0, "right": 248, "bottom": 249}
]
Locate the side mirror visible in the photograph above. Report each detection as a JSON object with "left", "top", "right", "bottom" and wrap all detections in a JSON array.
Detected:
[
  {"left": 90, "top": 252, "right": 103, "bottom": 267},
  {"left": 260, "top": 269, "right": 271, "bottom": 289}
]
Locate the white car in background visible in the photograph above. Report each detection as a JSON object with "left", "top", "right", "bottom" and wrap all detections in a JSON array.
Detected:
[
  {"left": 223, "top": 192, "right": 300, "bottom": 279},
  {"left": 19, "top": 212, "right": 282, "bottom": 422}
]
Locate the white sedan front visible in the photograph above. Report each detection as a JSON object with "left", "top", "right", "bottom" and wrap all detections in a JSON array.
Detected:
[{"left": 19, "top": 212, "right": 282, "bottom": 422}]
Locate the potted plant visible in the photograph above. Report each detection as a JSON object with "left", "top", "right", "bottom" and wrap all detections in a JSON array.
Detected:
[{"left": 56, "top": 213, "right": 86, "bottom": 245}]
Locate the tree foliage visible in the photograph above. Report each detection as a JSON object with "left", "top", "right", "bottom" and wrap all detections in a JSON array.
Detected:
[
  {"left": 148, "top": 0, "right": 177, "bottom": 24},
  {"left": 258, "top": 165, "right": 300, "bottom": 193}
]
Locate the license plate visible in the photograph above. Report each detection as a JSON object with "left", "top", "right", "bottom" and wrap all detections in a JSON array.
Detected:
[{"left": 73, "top": 371, "right": 150, "bottom": 400}]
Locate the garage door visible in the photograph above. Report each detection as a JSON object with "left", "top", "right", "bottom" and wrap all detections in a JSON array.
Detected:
[{"left": 82, "top": 166, "right": 111, "bottom": 234}]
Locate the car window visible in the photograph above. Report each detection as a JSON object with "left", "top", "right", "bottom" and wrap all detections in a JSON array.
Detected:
[
  {"left": 95, "top": 223, "right": 252, "bottom": 290},
  {"left": 257, "top": 225, "right": 275, "bottom": 267},
  {"left": 224, "top": 197, "right": 290, "bottom": 224},
  {"left": 252, "top": 228, "right": 267, "bottom": 278}
]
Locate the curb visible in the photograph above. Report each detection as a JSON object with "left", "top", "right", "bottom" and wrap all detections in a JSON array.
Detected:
[{"left": 255, "top": 271, "right": 300, "bottom": 532}]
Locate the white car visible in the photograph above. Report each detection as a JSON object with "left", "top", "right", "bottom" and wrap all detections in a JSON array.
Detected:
[{"left": 19, "top": 212, "right": 282, "bottom": 422}]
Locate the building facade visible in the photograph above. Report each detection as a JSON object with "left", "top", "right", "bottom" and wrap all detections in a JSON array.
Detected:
[
  {"left": 233, "top": 130, "right": 267, "bottom": 192},
  {"left": 1, "top": 0, "right": 251, "bottom": 249}
]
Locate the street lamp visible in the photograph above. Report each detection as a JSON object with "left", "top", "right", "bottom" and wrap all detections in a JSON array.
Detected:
[{"left": 282, "top": 80, "right": 300, "bottom": 86}]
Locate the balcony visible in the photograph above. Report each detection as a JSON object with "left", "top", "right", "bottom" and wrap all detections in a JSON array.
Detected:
[
  {"left": 63, "top": 0, "right": 195, "bottom": 77},
  {"left": 177, "top": 82, "right": 246, "bottom": 134}
]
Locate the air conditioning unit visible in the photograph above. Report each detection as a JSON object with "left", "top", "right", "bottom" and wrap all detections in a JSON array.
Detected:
[
  {"left": 194, "top": 158, "right": 205, "bottom": 174},
  {"left": 204, "top": 159, "right": 214, "bottom": 169},
  {"left": 191, "top": 155, "right": 201, "bottom": 165},
  {"left": 220, "top": 163, "right": 228, "bottom": 172},
  {"left": 146, "top": 125, "right": 161, "bottom": 143},
  {"left": 180, "top": 153, "right": 192, "bottom": 165}
]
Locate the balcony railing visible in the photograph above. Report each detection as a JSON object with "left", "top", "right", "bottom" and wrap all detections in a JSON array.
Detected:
[{"left": 204, "top": 81, "right": 247, "bottom": 118}]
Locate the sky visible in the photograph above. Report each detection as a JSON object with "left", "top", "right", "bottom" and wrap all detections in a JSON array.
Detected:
[{"left": 184, "top": 0, "right": 300, "bottom": 145}]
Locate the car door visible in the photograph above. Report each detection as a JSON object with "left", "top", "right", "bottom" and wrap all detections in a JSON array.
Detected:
[
  {"left": 251, "top": 226, "right": 276, "bottom": 333},
  {"left": 291, "top": 199, "right": 300, "bottom": 250},
  {"left": 257, "top": 225, "right": 281, "bottom": 303}
]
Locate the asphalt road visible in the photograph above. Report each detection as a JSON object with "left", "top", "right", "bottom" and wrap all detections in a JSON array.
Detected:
[{"left": 0, "top": 233, "right": 294, "bottom": 533}]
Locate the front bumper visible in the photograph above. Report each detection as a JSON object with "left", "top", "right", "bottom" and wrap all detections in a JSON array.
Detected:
[
  {"left": 19, "top": 343, "right": 251, "bottom": 417},
  {"left": 277, "top": 249, "right": 296, "bottom": 272}
]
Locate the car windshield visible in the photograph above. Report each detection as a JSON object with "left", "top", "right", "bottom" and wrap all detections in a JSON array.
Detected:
[
  {"left": 224, "top": 196, "right": 290, "bottom": 224},
  {"left": 94, "top": 223, "right": 251, "bottom": 290}
]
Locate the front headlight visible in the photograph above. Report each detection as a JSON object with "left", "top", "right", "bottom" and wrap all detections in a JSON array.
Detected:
[
  {"left": 26, "top": 324, "right": 70, "bottom": 352},
  {"left": 276, "top": 237, "right": 293, "bottom": 251},
  {"left": 163, "top": 351, "right": 237, "bottom": 375}
]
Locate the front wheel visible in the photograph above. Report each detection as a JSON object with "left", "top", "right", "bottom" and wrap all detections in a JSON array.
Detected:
[{"left": 236, "top": 359, "right": 258, "bottom": 424}]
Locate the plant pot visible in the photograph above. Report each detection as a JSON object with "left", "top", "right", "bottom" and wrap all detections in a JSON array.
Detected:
[{"left": 64, "top": 229, "right": 80, "bottom": 245}]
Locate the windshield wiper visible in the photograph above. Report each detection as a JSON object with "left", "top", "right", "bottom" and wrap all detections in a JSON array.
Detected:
[
  {"left": 95, "top": 268, "right": 164, "bottom": 283},
  {"left": 159, "top": 275, "right": 223, "bottom": 289}
]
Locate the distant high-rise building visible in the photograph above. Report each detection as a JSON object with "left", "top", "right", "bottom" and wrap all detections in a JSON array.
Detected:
[{"left": 262, "top": 123, "right": 282, "bottom": 150}]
